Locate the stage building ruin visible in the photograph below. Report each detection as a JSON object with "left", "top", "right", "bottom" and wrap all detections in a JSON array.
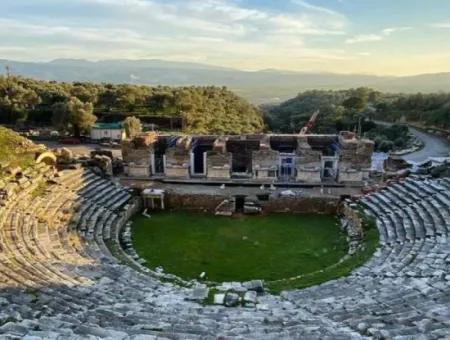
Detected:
[{"left": 122, "top": 132, "right": 374, "bottom": 185}]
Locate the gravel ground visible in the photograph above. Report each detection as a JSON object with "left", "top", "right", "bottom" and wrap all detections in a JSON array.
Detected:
[{"left": 39, "top": 140, "right": 122, "bottom": 158}]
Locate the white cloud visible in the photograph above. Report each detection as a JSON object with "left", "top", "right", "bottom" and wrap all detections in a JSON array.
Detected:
[
  {"left": 292, "top": 0, "right": 342, "bottom": 16},
  {"left": 381, "top": 26, "right": 412, "bottom": 36},
  {"left": 0, "top": 0, "right": 350, "bottom": 69},
  {"left": 345, "top": 34, "right": 383, "bottom": 44},
  {"left": 346, "top": 26, "right": 412, "bottom": 44},
  {"left": 431, "top": 22, "right": 450, "bottom": 28}
]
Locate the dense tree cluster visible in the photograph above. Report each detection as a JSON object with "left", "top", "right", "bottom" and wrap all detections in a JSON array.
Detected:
[
  {"left": 266, "top": 88, "right": 450, "bottom": 133},
  {"left": 265, "top": 88, "right": 450, "bottom": 152},
  {"left": 263, "top": 88, "right": 380, "bottom": 134},
  {"left": 364, "top": 123, "right": 411, "bottom": 153},
  {"left": 373, "top": 93, "right": 450, "bottom": 129},
  {"left": 0, "top": 76, "right": 263, "bottom": 135}
]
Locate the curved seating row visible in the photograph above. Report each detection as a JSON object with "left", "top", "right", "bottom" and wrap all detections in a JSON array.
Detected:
[{"left": 1, "top": 169, "right": 450, "bottom": 338}]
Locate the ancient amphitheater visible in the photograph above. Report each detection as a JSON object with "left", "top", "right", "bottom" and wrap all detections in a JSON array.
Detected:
[{"left": 1, "top": 146, "right": 450, "bottom": 339}]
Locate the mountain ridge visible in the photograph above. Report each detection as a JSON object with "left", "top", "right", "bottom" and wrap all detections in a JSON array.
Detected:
[{"left": 1, "top": 59, "right": 449, "bottom": 104}]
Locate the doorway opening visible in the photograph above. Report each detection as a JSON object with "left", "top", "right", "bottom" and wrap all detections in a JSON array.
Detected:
[{"left": 234, "top": 195, "right": 246, "bottom": 213}]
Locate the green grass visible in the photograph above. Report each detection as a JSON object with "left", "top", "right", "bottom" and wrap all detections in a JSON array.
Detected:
[
  {"left": 131, "top": 212, "right": 350, "bottom": 285},
  {"left": 0, "top": 126, "right": 36, "bottom": 172},
  {"left": 268, "top": 227, "right": 378, "bottom": 292},
  {"left": 30, "top": 180, "right": 48, "bottom": 199}
]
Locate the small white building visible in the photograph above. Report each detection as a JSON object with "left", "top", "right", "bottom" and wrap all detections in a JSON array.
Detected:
[{"left": 90, "top": 123, "right": 126, "bottom": 141}]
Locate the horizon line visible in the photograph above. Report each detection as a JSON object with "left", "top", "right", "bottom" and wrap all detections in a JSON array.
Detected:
[{"left": 1, "top": 57, "right": 449, "bottom": 78}]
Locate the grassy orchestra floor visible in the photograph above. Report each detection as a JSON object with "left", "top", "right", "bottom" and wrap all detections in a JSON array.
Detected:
[{"left": 131, "top": 211, "right": 373, "bottom": 291}]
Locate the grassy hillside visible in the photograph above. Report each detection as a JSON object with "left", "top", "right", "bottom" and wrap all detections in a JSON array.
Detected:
[
  {"left": 0, "top": 126, "right": 38, "bottom": 170},
  {"left": 0, "top": 76, "right": 264, "bottom": 135}
]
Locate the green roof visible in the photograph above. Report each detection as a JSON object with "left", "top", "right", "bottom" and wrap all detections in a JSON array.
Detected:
[{"left": 92, "top": 122, "right": 123, "bottom": 130}]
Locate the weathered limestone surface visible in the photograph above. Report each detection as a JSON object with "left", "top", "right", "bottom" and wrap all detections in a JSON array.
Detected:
[
  {"left": 206, "top": 152, "right": 231, "bottom": 179},
  {"left": 122, "top": 133, "right": 374, "bottom": 185},
  {"left": 252, "top": 149, "right": 278, "bottom": 179},
  {"left": 165, "top": 148, "right": 190, "bottom": 178},
  {"left": 1, "top": 165, "right": 450, "bottom": 339},
  {"left": 125, "top": 163, "right": 150, "bottom": 177},
  {"left": 338, "top": 167, "right": 364, "bottom": 183},
  {"left": 296, "top": 166, "right": 322, "bottom": 183},
  {"left": 122, "top": 141, "right": 152, "bottom": 165}
]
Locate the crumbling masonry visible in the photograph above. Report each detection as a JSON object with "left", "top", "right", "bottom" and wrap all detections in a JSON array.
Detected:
[{"left": 122, "top": 131, "right": 374, "bottom": 185}]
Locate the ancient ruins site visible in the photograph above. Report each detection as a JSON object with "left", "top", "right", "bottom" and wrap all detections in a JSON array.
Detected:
[{"left": 0, "top": 124, "right": 450, "bottom": 339}]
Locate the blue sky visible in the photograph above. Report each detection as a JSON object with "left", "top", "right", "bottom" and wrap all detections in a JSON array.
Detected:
[{"left": 1, "top": 0, "right": 450, "bottom": 75}]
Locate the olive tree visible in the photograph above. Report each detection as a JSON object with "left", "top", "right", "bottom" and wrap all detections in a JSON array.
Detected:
[
  {"left": 123, "top": 116, "right": 142, "bottom": 138},
  {"left": 52, "top": 96, "right": 97, "bottom": 137}
]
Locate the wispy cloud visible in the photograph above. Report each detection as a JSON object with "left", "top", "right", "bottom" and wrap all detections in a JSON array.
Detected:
[
  {"left": 382, "top": 26, "right": 412, "bottom": 35},
  {"left": 1, "top": 0, "right": 449, "bottom": 75},
  {"left": 345, "top": 34, "right": 383, "bottom": 44},
  {"left": 0, "top": 0, "right": 350, "bottom": 70},
  {"left": 346, "top": 26, "right": 412, "bottom": 44},
  {"left": 292, "top": 0, "right": 342, "bottom": 16},
  {"left": 430, "top": 22, "right": 450, "bottom": 28}
]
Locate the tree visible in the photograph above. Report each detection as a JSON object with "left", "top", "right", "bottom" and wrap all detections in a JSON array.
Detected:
[
  {"left": 0, "top": 76, "right": 40, "bottom": 124},
  {"left": 379, "top": 140, "right": 394, "bottom": 153},
  {"left": 394, "top": 137, "right": 406, "bottom": 148},
  {"left": 0, "top": 76, "right": 263, "bottom": 134},
  {"left": 51, "top": 97, "right": 97, "bottom": 137},
  {"left": 51, "top": 101, "right": 69, "bottom": 131},
  {"left": 342, "top": 96, "right": 366, "bottom": 111},
  {"left": 123, "top": 116, "right": 142, "bottom": 138}
]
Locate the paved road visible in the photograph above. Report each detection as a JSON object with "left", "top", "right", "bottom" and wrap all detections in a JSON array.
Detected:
[
  {"left": 374, "top": 121, "right": 450, "bottom": 163},
  {"left": 403, "top": 127, "right": 450, "bottom": 162}
]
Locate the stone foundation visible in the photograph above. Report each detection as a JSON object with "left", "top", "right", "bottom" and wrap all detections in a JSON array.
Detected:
[
  {"left": 163, "top": 191, "right": 339, "bottom": 214},
  {"left": 262, "top": 197, "right": 339, "bottom": 214},
  {"left": 165, "top": 192, "right": 227, "bottom": 212},
  {"left": 165, "top": 166, "right": 189, "bottom": 178},
  {"left": 297, "top": 167, "right": 321, "bottom": 183},
  {"left": 125, "top": 164, "right": 150, "bottom": 177},
  {"left": 338, "top": 169, "right": 363, "bottom": 183},
  {"left": 207, "top": 152, "right": 231, "bottom": 179}
]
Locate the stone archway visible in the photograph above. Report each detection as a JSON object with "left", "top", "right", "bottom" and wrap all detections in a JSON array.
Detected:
[{"left": 35, "top": 151, "right": 57, "bottom": 165}]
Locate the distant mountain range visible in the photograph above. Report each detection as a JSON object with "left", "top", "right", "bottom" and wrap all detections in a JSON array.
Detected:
[{"left": 1, "top": 58, "right": 450, "bottom": 104}]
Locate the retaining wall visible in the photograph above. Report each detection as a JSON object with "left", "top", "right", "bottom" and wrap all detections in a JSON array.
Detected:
[{"left": 163, "top": 191, "right": 339, "bottom": 214}]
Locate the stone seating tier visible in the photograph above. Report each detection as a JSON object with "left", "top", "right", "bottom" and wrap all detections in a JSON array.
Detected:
[{"left": 1, "top": 171, "right": 450, "bottom": 338}]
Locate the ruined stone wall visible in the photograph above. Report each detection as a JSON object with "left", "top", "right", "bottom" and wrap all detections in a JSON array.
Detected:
[
  {"left": 125, "top": 165, "right": 150, "bottom": 177},
  {"left": 262, "top": 197, "right": 339, "bottom": 214},
  {"left": 339, "top": 138, "right": 374, "bottom": 169},
  {"left": 165, "top": 148, "right": 189, "bottom": 167},
  {"left": 355, "top": 140, "right": 375, "bottom": 167},
  {"left": 340, "top": 203, "right": 363, "bottom": 231},
  {"left": 206, "top": 152, "right": 231, "bottom": 179},
  {"left": 338, "top": 169, "right": 363, "bottom": 183},
  {"left": 165, "top": 148, "right": 190, "bottom": 178},
  {"left": 121, "top": 141, "right": 152, "bottom": 165},
  {"left": 165, "top": 192, "right": 227, "bottom": 212},
  {"left": 165, "top": 167, "right": 189, "bottom": 178},
  {"left": 252, "top": 150, "right": 278, "bottom": 169},
  {"left": 164, "top": 192, "right": 339, "bottom": 214},
  {"left": 296, "top": 166, "right": 321, "bottom": 183},
  {"left": 296, "top": 139, "right": 322, "bottom": 183},
  {"left": 122, "top": 133, "right": 374, "bottom": 184},
  {"left": 252, "top": 149, "right": 278, "bottom": 178},
  {"left": 296, "top": 137, "right": 322, "bottom": 164}
]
